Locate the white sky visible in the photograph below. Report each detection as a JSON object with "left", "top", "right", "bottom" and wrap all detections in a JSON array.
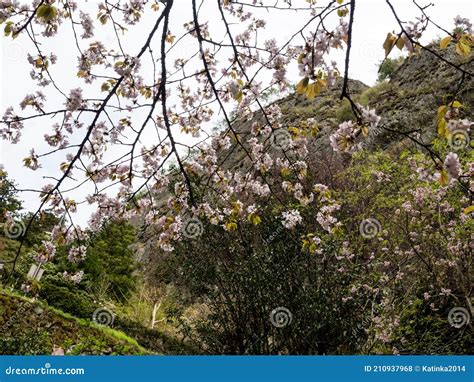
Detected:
[{"left": 0, "top": 0, "right": 472, "bottom": 225}]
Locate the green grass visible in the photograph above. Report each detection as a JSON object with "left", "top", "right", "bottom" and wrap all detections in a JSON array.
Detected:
[{"left": 0, "top": 288, "right": 150, "bottom": 355}]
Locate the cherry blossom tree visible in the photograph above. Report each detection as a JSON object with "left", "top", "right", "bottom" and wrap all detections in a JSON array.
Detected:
[{"left": 0, "top": 1, "right": 472, "bottom": 352}]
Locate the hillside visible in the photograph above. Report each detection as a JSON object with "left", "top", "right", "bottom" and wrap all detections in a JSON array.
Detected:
[{"left": 0, "top": 289, "right": 146, "bottom": 355}]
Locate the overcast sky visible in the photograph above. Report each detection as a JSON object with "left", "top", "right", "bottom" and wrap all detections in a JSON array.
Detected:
[{"left": 1, "top": 0, "right": 472, "bottom": 225}]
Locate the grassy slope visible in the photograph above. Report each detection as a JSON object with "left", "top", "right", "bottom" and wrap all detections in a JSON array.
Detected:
[{"left": 0, "top": 289, "right": 149, "bottom": 355}]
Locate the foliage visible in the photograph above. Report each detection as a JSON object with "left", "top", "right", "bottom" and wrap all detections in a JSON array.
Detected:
[
  {"left": 0, "top": 171, "right": 22, "bottom": 221},
  {"left": 167, "top": 219, "right": 365, "bottom": 355},
  {"left": 377, "top": 57, "right": 404, "bottom": 81},
  {"left": 82, "top": 221, "right": 138, "bottom": 302},
  {"left": 155, "top": 148, "right": 473, "bottom": 355},
  {"left": 38, "top": 282, "right": 95, "bottom": 319},
  {"left": 0, "top": 290, "right": 146, "bottom": 355}
]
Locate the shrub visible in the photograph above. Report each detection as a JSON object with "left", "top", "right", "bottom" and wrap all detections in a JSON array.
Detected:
[
  {"left": 377, "top": 56, "right": 404, "bottom": 82},
  {"left": 39, "top": 283, "right": 95, "bottom": 319},
  {"left": 165, "top": 217, "right": 367, "bottom": 354}
]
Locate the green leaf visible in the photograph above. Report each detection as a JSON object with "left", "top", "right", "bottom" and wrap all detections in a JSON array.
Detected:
[
  {"left": 36, "top": 5, "right": 57, "bottom": 21},
  {"left": 4, "top": 21, "right": 13, "bottom": 37}
]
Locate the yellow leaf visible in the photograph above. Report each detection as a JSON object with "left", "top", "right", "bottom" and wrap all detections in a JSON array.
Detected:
[
  {"left": 34, "top": 58, "right": 44, "bottom": 68},
  {"left": 456, "top": 41, "right": 470, "bottom": 56},
  {"left": 60, "top": 162, "right": 69, "bottom": 173},
  {"left": 437, "top": 118, "right": 447, "bottom": 137},
  {"left": 98, "top": 14, "right": 108, "bottom": 25},
  {"left": 463, "top": 205, "right": 474, "bottom": 214},
  {"left": 450, "top": 100, "right": 462, "bottom": 108},
  {"left": 235, "top": 90, "right": 243, "bottom": 103},
  {"left": 383, "top": 33, "right": 396, "bottom": 57},
  {"left": 225, "top": 221, "right": 238, "bottom": 231},
  {"left": 305, "top": 81, "right": 322, "bottom": 100},
  {"left": 247, "top": 213, "right": 261, "bottom": 226},
  {"left": 337, "top": 8, "right": 349, "bottom": 17},
  {"left": 439, "top": 36, "right": 452, "bottom": 49},
  {"left": 281, "top": 167, "right": 291, "bottom": 177},
  {"left": 165, "top": 33, "right": 175, "bottom": 44},
  {"left": 439, "top": 169, "right": 449, "bottom": 186},
  {"left": 395, "top": 37, "right": 405, "bottom": 50},
  {"left": 437, "top": 105, "right": 447, "bottom": 118},
  {"left": 296, "top": 77, "right": 309, "bottom": 94}
]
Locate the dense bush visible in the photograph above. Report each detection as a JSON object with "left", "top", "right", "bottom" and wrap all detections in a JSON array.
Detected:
[
  {"left": 38, "top": 283, "right": 95, "bottom": 319},
  {"left": 154, "top": 148, "right": 473, "bottom": 355},
  {"left": 168, "top": 219, "right": 366, "bottom": 354}
]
